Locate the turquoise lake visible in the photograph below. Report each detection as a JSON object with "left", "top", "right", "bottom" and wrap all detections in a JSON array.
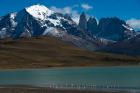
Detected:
[{"left": 0, "top": 66, "right": 140, "bottom": 89}]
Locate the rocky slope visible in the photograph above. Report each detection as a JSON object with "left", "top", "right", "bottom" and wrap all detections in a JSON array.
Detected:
[{"left": 101, "top": 34, "right": 140, "bottom": 55}]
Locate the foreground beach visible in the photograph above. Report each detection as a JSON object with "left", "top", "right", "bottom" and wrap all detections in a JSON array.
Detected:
[{"left": 0, "top": 85, "right": 125, "bottom": 93}]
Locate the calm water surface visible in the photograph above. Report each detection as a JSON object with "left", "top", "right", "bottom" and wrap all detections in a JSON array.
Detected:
[{"left": 0, "top": 66, "right": 140, "bottom": 88}]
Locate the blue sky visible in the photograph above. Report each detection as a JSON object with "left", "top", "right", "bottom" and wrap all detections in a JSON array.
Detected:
[{"left": 0, "top": 0, "right": 140, "bottom": 30}]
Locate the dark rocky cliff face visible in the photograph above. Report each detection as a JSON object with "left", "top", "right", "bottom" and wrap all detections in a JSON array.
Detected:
[
  {"left": 87, "top": 17, "right": 98, "bottom": 35},
  {"left": 97, "top": 17, "right": 126, "bottom": 41},
  {"left": 78, "top": 12, "right": 87, "bottom": 31},
  {"left": 78, "top": 13, "right": 135, "bottom": 42}
]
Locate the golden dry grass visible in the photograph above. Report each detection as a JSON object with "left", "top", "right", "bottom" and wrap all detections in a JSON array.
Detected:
[{"left": 0, "top": 37, "right": 140, "bottom": 69}]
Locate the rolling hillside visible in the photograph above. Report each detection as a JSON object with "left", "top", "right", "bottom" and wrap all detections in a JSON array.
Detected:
[{"left": 0, "top": 37, "right": 140, "bottom": 69}]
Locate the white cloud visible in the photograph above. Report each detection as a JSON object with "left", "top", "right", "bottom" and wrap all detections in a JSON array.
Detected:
[
  {"left": 50, "top": 6, "right": 80, "bottom": 24},
  {"left": 127, "top": 18, "right": 140, "bottom": 30},
  {"left": 73, "top": 4, "right": 79, "bottom": 8},
  {"left": 63, "top": 7, "right": 72, "bottom": 14},
  {"left": 81, "top": 3, "right": 93, "bottom": 10},
  {"left": 71, "top": 10, "right": 80, "bottom": 24},
  {"left": 50, "top": 6, "right": 63, "bottom": 13}
]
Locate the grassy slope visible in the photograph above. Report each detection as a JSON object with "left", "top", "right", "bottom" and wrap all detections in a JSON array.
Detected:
[{"left": 0, "top": 37, "right": 140, "bottom": 69}]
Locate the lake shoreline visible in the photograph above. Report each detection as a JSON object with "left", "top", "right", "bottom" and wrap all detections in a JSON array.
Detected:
[
  {"left": 0, "top": 65, "right": 139, "bottom": 71},
  {"left": 0, "top": 85, "right": 125, "bottom": 93}
]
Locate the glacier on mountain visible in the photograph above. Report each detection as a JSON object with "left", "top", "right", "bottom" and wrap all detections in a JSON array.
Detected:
[{"left": 25, "top": 4, "right": 54, "bottom": 20}]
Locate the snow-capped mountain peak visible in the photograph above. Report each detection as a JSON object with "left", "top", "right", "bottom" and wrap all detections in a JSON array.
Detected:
[{"left": 25, "top": 4, "right": 54, "bottom": 20}]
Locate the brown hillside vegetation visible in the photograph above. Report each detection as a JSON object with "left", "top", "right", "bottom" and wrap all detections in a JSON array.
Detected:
[{"left": 0, "top": 37, "right": 140, "bottom": 69}]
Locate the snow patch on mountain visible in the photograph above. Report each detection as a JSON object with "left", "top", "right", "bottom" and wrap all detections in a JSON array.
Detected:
[
  {"left": 20, "top": 29, "right": 32, "bottom": 38},
  {"left": 43, "top": 27, "right": 65, "bottom": 37},
  {"left": 122, "top": 24, "right": 134, "bottom": 31},
  {"left": 25, "top": 4, "right": 54, "bottom": 20},
  {"left": 47, "top": 18, "right": 61, "bottom": 26},
  {"left": 10, "top": 13, "right": 17, "bottom": 19},
  {"left": 10, "top": 13, "right": 18, "bottom": 27},
  {"left": 0, "top": 28, "right": 7, "bottom": 39}
]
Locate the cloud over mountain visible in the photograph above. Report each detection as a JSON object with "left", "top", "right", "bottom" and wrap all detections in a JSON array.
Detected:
[
  {"left": 81, "top": 3, "right": 93, "bottom": 10},
  {"left": 50, "top": 3, "right": 93, "bottom": 24},
  {"left": 50, "top": 6, "right": 80, "bottom": 24},
  {"left": 127, "top": 18, "right": 140, "bottom": 31}
]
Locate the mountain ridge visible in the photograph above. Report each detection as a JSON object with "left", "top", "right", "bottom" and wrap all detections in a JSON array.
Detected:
[{"left": 0, "top": 4, "right": 140, "bottom": 55}]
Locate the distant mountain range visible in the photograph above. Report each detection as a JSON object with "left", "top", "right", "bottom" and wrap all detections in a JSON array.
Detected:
[{"left": 0, "top": 4, "right": 140, "bottom": 55}]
